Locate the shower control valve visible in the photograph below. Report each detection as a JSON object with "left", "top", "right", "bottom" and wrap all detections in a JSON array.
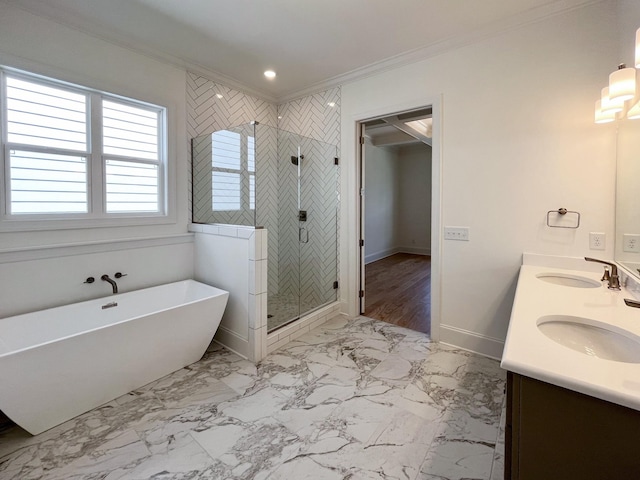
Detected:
[{"left": 114, "top": 272, "right": 128, "bottom": 279}]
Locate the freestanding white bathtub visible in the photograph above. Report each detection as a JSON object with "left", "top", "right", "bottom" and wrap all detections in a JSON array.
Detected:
[{"left": 0, "top": 280, "right": 229, "bottom": 435}]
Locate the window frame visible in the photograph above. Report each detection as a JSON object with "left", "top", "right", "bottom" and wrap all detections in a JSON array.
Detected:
[{"left": 0, "top": 67, "right": 170, "bottom": 232}]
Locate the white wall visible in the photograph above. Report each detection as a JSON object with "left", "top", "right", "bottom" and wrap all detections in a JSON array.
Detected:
[
  {"left": 0, "top": 237, "right": 194, "bottom": 318},
  {"left": 0, "top": 4, "right": 194, "bottom": 316},
  {"left": 364, "top": 142, "right": 432, "bottom": 263},
  {"left": 341, "top": 1, "right": 619, "bottom": 357},
  {"left": 397, "top": 144, "right": 432, "bottom": 255},
  {"left": 364, "top": 141, "right": 398, "bottom": 262}
]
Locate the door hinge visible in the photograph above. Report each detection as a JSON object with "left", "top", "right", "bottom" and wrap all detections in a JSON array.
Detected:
[
  {"left": 333, "top": 281, "right": 339, "bottom": 289},
  {"left": 359, "top": 239, "right": 364, "bottom": 247},
  {"left": 359, "top": 290, "right": 364, "bottom": 298},
  {"left": 360, "top": 136, "right": 365, "bottom": 145},
  {"left": 334, "top": 157, "right": 339, "bottom": 165}
]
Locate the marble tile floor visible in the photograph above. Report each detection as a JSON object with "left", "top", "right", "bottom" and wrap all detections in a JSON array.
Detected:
[{"left": 0, "top": 316, "right": 507, "bottom": 480}]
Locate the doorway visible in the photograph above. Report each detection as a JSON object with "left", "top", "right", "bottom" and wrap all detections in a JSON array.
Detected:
[{"left": 359, "top": 108, "right": 434, "bottom": 336}]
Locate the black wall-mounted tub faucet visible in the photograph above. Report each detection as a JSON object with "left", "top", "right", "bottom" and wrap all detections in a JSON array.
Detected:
[{"left": 101, "top": 274, "right": 118, "bottom": 294}]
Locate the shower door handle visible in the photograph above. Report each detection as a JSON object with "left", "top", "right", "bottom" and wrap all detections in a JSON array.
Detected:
[{"left": 299, "top": 227, "right": 309, "bottom": 243}]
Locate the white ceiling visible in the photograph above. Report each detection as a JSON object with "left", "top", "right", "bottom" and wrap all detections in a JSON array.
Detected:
[{"left": 5, "top": 0, "right": 596, "bottom": 100}]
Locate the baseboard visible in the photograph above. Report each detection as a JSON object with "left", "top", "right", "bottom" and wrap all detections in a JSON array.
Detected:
[
  {"left": 365, "top": 247, "right": 400, "bottom": 265},
  {"left": 398, "top": 247, "right": 431, "bottom": 256},
  {"left": 214, "top": 326, "right": 249, "bottom": 359},
  {"left": 439, "top": 324, "right": 505, "bottom": 360},
  {"left": 365, "top": 247, "right": 432, "bottom": 264}
]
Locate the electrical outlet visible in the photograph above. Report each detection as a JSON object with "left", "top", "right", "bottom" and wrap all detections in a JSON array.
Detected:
[
  {"left": 623, "top": 234, "right": 640, "bottom": 253},
  {"left": 589, "top": 232, "right": 605, "bottom": 250},
  {"left": 444, "top": 226, "right": 470, "bottom": 241}
]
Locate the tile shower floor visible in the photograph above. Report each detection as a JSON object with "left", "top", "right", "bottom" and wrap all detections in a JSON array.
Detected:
[
  {"left": 0, "top": 316, "right": 506, "bottom": 480},
  {"left": 266, "top": 293, "right": 334, "bottom": 332}
]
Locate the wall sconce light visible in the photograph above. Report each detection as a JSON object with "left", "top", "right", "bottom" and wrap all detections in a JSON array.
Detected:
[
  {"left": 609, "top": 64, "right": 636, "bottom": 102},
  {"left": 601, "top": 87, "right": 624, "bottom": 113},
  {"left": 595, "top": 27, "right": 640, "bottom": 122}
]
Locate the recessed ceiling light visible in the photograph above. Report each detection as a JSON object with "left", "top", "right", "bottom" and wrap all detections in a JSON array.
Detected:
[
  {"left": 327, "top": 102, "right": 336, "bottom": 107},
  {"left": 215, "top": 94, "right": 223, "bottom": 99},
  {"left": 264, "top": 70, "right": 276, "bottom": 79}
]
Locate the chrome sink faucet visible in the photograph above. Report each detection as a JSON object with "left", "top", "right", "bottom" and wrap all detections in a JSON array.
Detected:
[
  {"left": 101, "top": 274, "right": 118, "bottom": 294},
  {"left": 584, "top": 257, "right": 621, "bottom": 290}
]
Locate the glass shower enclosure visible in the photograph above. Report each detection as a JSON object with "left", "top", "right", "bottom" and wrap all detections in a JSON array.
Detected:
[{"left": 192, "top": 123, "right": 339, "bottom": 332}]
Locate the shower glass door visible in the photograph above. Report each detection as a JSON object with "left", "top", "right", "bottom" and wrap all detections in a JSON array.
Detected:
[
  {"left": 298, "top": 136, "right": 338, "bottom": 321},
  {"left": 267, "top": 129, "right": 338, "bottom": 332}
]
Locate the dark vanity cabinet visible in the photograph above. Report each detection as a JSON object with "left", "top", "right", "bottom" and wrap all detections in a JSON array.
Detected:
[{"left": 505, "top": 372, "right": 640, "bottom": 480}]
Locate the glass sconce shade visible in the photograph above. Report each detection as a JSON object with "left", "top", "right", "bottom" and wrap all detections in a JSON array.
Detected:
[
  {"left": 609, "top": 66, "right": 636, "bottom": 102},
  {"left": 627, "top": 99, "right": 640, "bottom": 120},
  {"left": 595, "top": 99, "right": 616, "bottom": 123},
  {"left": 601, "top": 87, "right": 624, "bottom": 113},
  {"left": 636, "top": 28, "right": 640, "bottom": 68}
]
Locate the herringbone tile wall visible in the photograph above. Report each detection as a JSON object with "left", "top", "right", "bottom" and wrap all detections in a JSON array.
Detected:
[
  {"left": 277, "top": 88, "right": 341, "bottom": 316},
  {"left": 255, "top": 125, "right": 279, "bottom": 295},
  {"left": 277, "top": 87, "right": 341, "bottom": 148},
  {"left": 298, "top": 136, "right": 339, "bottom": 309}
]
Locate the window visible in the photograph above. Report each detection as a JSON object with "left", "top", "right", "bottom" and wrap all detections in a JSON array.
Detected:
[
  {"left": 211, "top": 129, "right": 255, "bottom": 212},
  {"left": 1, "top": 68, "right": 167, "bottom": 227}
]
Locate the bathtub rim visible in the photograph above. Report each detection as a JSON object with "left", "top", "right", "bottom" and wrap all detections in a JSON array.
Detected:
[{"left": 0, "top": 279, "right": 228, "bottom": 359}]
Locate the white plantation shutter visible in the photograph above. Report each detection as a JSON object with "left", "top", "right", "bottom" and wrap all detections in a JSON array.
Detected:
[
  {"left": 5, "top": 76, "right": 89, "bottom": 214},
  {"left": 9, "top": 150, "right": 87, "bottom": 214},
  {"left": 6, "top": 77, "right": 87, "bottom": 152},
  {"left": 1, "top": 68, "right": 166, "bottom": 224},
  {"left": 102, "top": 100, "right": 159, "bottom": 160},
  {"left": 102, "top": 100, "right": 161, "bottom": 213},
  {"left": 105, "top": 160, "right": 159, "bottom": 212}
]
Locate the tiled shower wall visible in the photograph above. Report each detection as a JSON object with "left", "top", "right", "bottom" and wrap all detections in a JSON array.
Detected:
[
  {"left": 186, "top": 72, "right": 341, "bottom": 323},
  {"left": 277, "top": 88, "right": 341, "bottom": 310},
  {"left": 277, "top": 134, "right": 339, "bottom": 310}
]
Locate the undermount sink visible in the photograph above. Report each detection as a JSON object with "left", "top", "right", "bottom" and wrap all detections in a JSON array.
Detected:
[
  {"left": 537, "top": 315, "right": 640, "bottom": 363},
  {"left": 536, "top": 273, "right": 601, "bottom": 289}
]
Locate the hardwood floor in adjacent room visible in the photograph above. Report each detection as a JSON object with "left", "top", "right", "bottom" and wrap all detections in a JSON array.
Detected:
[{"left": 364, "top": 253, "right": 431, "bottom": 335}]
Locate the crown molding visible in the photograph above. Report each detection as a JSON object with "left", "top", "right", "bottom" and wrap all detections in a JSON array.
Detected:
[
  {"left": 276, "top": 0, "right": 606, "bottom": 103},
  {"left": 4, "top": 0, "right": 278, "bottom": 104},
  {"left": 6, "top": 0, "right": 604, "bottom": 105}
]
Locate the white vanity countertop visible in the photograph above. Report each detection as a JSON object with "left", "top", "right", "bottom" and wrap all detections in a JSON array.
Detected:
[{"left": 501, "top": 264, "right": 640, "bottom": 411}]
